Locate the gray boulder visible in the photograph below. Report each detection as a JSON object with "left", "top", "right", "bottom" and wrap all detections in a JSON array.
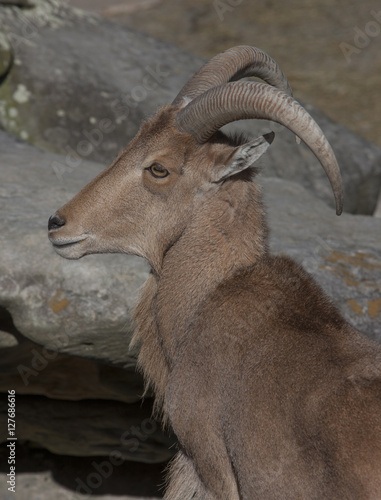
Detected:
[
  {"left": 0, "top": 444, "right": 163, "bottom": 499},
  {"left": 0, "top": 395, "right": 174, "bottom": 462},
  {"left": 261, "top": 176, "right": 381, "bottom": 343},
  {"left": 0, "top": 329, "right": 144, "bottom": 402},
  {"left": 0, "top": 31, "right": 12, "bottom": 80},
  {"left": 0, "top": 0, "right": 201, "bottom": 163},
  {"left": 0, "top": 329, "right": 17, "bottom": 347},
  {"left": 375, "top": 188, "right": 381, "bottom": 218},
  {"left": 0, "top": 0, "right": 380, "bottom": 214},
  {"left": 0, "top": 130, "right": 149, "bottom": 364}
]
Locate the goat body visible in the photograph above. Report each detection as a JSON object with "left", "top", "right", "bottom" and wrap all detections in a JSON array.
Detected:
[
  {"left": 48, "top": 47, "right": 381, "bottom": 499},
  {"left": 132, "top": 162, "right": 381, "bottom": 499}
]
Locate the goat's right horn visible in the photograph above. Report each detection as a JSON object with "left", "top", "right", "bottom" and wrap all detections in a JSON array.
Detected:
[
  {"left": 175, "top": 81, "right": 343, "bottom": 216},
  {"left": 172, "top": 45, "right": 293, "bottom": 107}
]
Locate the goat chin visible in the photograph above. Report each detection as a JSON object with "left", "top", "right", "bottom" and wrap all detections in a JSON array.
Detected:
[{"left": 47, "top": 45, "right": 381, "bottom": 499}]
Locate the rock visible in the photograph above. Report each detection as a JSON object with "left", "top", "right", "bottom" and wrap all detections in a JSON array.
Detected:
[
  {"left": 0, "top": 0, "right": 201, "bottom": 163},
  {"left": 0, "top": 329, "right": 17, "bottom": 347},
  {"left": 0, "top": 0, "right": 380, "bottom": 214},
  {"left": 234, "top": 108, "right": 381, "bottom": 215},
  {"left": 0, "top": 0, "right": 33, "bottom": 6},
  {"left": 0, "top": 31, "right": 12, "bottom": 80},
  {"left": 0, "top": 444, "right": 163, "bottom": 499},
  {"left": 261, "top": 176, "right": 381, "bottom": 342},
  {"left": 0, "top": 130, "right": 149, "bottom": 365},
  {"left": 0, "top": 292, "right": 172, "bottom": 468},
  {"left": 374, "top": 188, "right": 381, "bottom": 218},
  {"left": 0, "top": 330, "right": 144, "bottom": 402},
  {"left": 0, "top": 395, "right": 174, "bottom": 462},
  {"left": 0, "top": 294, "right": 145, "bottom": 405}
]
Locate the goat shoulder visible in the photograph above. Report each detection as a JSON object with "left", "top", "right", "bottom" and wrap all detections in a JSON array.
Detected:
[{"left": 165, "top": 255, "right": 381, "bottom": 498}]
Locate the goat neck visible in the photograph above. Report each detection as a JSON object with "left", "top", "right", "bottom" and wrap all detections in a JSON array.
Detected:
[{"left": 156, "top": 175, "right": 267, "bottom": 363}]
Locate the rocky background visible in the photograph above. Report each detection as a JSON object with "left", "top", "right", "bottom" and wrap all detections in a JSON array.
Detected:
[{"left": 0, "top": 1, "right": 380, "bottom": 499}]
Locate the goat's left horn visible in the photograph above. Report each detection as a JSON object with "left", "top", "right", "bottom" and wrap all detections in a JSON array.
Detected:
[
  {"left": 175, "top": 80, "right": 343, "bottom": 216},
  {"left": 172, "top": 45, "right": 293, "bottom": 107}
]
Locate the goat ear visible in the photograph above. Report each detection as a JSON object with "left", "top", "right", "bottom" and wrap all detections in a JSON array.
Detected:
[{"left": 213, "top": 132, "right": 274, "bottom": 183}]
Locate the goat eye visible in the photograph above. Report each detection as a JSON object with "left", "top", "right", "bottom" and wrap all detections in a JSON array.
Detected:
[{"left": 148, "top": 163, "right": 169, "bottom": 179}]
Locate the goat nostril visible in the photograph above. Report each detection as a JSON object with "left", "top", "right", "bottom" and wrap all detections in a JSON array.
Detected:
[{"left": 48, "top": 214, "right": 66, "bottom": 231}]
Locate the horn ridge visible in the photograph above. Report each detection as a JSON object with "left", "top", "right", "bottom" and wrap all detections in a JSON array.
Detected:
[
  {"left": 172, "top": 45, "right": 292, "bottom": 107},
  {"left": 175, "top": 81, "right": 343, "bottom": 215}
]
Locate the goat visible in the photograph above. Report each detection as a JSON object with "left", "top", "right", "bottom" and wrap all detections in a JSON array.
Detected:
[{"left": 48, "top": 46, "right": 381, "bottom": 499}]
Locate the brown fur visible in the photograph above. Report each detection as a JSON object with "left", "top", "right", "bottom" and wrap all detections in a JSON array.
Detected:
[{"left": 49, "top": 105, "right": 381, "bottom": 499}]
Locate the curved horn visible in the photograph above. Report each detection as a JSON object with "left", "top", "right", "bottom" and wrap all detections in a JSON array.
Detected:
[
  {"left": 175, "top": 81, "right": 343, "bottom": 215},
  {"left": 172, "top": 45, "right": 293, "bottom": 107}
]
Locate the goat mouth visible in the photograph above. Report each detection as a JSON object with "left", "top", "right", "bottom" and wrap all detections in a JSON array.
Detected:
[
  {"left": 49, "top": 235, "right": 88, "bottom": 247},
  {"left": 49, "top": 235, "right": 89, "bottom": 259}
]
